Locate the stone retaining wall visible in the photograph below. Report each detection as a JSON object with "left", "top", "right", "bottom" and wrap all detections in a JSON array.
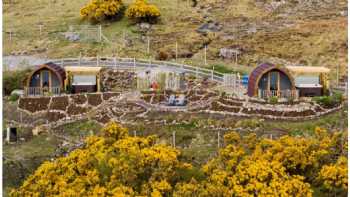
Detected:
[{"left": 18, "top": 92, "right": 121, "bottom": 122}]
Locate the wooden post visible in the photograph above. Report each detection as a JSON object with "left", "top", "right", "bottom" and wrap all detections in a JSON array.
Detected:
[
  {"left": 114, "top": 57, "right": 117, "bottom": 68},
  {"left": 147, "top": 36, "right": 150, "bottom": 54},
  {"left": 38, "top": 24, "right": 43, "bottom": 36},
  {"left": 97, "top": 55, "right": 100, "bottom": 67},
  {"left": 336, "top": 64, "right": 339, "bottom": 87},
  {"left": 175, "top": 41, "right": 178, "bottom": 61},
  {"left": 212, "top": 65, "right": 214, "bottom": 81},
  {"left": 217, "top": 131, "right": 220, "bottom": 149},
  {"left": 204, "top": 45, "right": 207, "bottom": 66},
  {"left": 78, "top": 52, "right": 82, "bottom": 66},
  {"left": 99, "top": 25, "right": 102, "bottom": 42},
  {"left": 123, "top": 30, "right": 126, "bottom": 47},
  {"left": 6, "top": 128, "right": 10, "bottom": 143},
  {"left": 172, "top": 131, "right": 176, "bottom": 148},
  {"left": 133, "top": 57, "right": 136, "bottom": 71},
  {"left": 235, "top": 51, "right": 238, "bottom": 65},
  {"left": 134, "top": 130, "right": 137, "bottom": 137},
  {"left": 9, "top": 30, "right": 13, "bottom": 41}
]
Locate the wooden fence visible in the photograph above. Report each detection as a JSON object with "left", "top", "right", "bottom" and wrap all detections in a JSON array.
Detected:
[{"left": 50, "top": 57, "right": 227, "bottom": 83}]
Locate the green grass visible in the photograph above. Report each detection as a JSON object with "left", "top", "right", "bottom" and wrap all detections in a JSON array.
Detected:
[
  {"left": 55, "top": 120, "right": 102, "bottom": 141},
  {"left": 262, "top": 108, "right": 348, "bottom": 137},
  {"left": 4, "top": 134, "right": 60, "bottom": 160}
]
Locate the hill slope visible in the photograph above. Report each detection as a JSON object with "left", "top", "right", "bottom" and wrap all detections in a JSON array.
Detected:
[{"left": 3, "top": 0, "right": 347, "bottom": 77}]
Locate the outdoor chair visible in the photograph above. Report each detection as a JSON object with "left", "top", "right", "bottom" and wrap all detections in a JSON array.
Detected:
[
  {"left": 168, "top": 95, "right": 176, "bottom": 106},
  {"left": 175, "top": 95, "right": 187, "bottom": 106}
]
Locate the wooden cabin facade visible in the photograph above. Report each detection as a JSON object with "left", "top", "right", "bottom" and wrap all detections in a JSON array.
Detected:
[
  {"left": 25, "top": 63, "right": 102, "bottom": 96},
  {"left": 248, "top": 63, "right": 330, "bottom": 99}
]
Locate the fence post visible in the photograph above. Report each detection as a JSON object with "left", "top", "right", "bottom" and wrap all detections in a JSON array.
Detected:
[
  {"left": 217, "top": 131, "right": 220, "bottom": 149},
  {"left": 204, "top": 45, "right": 207, "bottom": 66},
  {"left": 114, "top": 57, "right": 117, "bottom": 68},
  {"left": 134, "top": 57, "right": 136, "bottom": 71},
  {"left": 175, "top": 41, "right": 178, "bottom": 61},
  {"left": 211, "top": 66, "right": 214, "bottom": 81},
  {"left": 99, "top": 25, "right": 102, "bottom": 42},
  {"left": 147, "top": 36, "right": 150, "bottom": 54},
  {"left": 78, "top": 52, "right": 82, "bottom": 66},
  {"left": 172, "top": 131, "right": 176, "bottom": 148},
  {"left": 196, "top": 66, "right": 199, "bottom": 79},
  {"left": 97, "top": 55, "right": 100, "bottom": 67}
]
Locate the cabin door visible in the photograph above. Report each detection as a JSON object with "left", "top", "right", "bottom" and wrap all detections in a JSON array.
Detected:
[
  {"left": 269, "top": 71, "right": 279, "bottom": 91},
  {"left": 41, "top": 70, "right": 50, "bottom": 88}
]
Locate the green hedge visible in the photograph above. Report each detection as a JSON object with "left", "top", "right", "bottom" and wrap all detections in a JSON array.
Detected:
[
  {"left": 3, "top": 69, "right": 32, "bottom": 95},
  {"left": 312, "top": 92, "right": 343, "bottom": 108}
]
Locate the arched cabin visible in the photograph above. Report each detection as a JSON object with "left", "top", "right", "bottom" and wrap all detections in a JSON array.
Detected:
[
  {"left": 25, "top": 63, "right": 103, "bottom": 96},
  {"left": 26, "top": 63, "right": 66, "bottom": 96},
  {"left": 248, "top": 63, "right": 330, "bottom": 99}
]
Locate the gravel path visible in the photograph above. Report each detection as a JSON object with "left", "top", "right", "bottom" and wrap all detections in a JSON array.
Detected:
[{"left": 3, "top": 55, "right": 50, "bottom": 71}]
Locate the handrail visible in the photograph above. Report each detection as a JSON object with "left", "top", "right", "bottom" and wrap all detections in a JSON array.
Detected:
[{"left": 49, "top": 57, "right": 229, "bottom": 82}]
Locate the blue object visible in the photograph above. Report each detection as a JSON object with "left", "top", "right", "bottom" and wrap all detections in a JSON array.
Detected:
[
  {"left": 168, "top": 95, "right": 176, "bottom": 106},
  {"left": 242, "top": 75, "right": 249, "bottom": 86}
]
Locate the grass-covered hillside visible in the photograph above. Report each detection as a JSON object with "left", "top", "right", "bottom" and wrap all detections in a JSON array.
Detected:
[{"left": 3, "top": 0, "right": 347, "bottom": 77}]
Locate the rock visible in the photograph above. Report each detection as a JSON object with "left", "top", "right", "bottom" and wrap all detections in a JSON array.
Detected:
[
  {"left": 197, "top": 21, "right": 222, "bottom": 34},
  {"left": 138, "top": 22, "right": 151, "bottom": 32},
  {"left": 32, "top": 125, "right": 47, "bottom": 136},
  {"left": 11, "top": 89, "right": 24, "bottom": 96},
  {"left": 219, "top": 48, "right": 241, "bottom": 59},
  {"left": 340, "top": 10, "right": 347, "bottom": 16},
  {"left": 63, "top": 32, "right": 80, "bottom": 41}
]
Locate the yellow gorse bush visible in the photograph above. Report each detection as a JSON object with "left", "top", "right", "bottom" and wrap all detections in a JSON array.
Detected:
[
  {"left": 80, "top": 0, "right": 124, "bottom": 22},
  {"left": 126, "top": 0, "right": 160, "bottom": 23},
  {"left": 10, "top": 123, "right": 347, "bottom": 196},
  {"left": 319, "top": 156, "right": 348, "bottom": 192}
]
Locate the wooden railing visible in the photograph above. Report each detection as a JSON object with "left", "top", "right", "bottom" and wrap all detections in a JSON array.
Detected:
[
  {"left": 258, "top": 89, "right": 299, "bottom": 99},
  {"left": 24, "top": 87, "right": 61, "bottom": 96},
  {"left": 49, "top": 57, "right": 227, "bottom": 83}
]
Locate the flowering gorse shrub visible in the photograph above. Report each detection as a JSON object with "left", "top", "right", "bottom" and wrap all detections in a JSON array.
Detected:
[
  {"left": 10, "top": 124, "right": 347, "bottom": 196},
  {"left": 80, "top": 0, "right": 124, "bottom": 22},
  {"left": 125, "top": 0, "right": 160, "bottom": 23}
]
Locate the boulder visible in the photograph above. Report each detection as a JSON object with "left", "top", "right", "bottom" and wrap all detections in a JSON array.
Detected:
[
  {"left": 11, "top": 89, "right": 24, "bottom": 96},
  {"left": 32, "top": 125, "right": 47, "bottom": 136},
  {"left": 219, "top": 48, "right": 241, "bottom": 59},
  {"left": 63, "top": 32, "right": 80, "bottom": 41}
]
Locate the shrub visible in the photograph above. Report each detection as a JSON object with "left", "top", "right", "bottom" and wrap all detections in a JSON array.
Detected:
[
  {"left": 269, "top": 96, "right": 278, "bottom": 104},
  {"left": 312, "top": 93, "right": 343, "bottom": 108},
  {"left": 80, "top": 0, "right": 124, "bottom": 22},
  {"left": 3, "top": 69, "right": 32, "bottom": 96},
  {"left": 156, "top": 50, "right": 169, "bottom": 61},
  {"left": 125, "top": 0, "right": 160, "bottom": 23},
  {"left": 8, "top": 94, "right": 20, "bottom": 102}
]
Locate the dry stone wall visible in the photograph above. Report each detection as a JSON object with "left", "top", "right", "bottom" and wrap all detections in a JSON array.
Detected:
[
  {"left": 18, "top": 92, "right": 121, "bottom": 123},
  {"left": 101, "top": 69, "right": 136, "bottom": 91},
  {"left": 204, "top": 96, "right": 342, "bottom": 120}
]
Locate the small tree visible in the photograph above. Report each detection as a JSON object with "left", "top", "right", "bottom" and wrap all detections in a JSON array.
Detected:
[
  {"left": 126, "top": 0, "right": 160, "bottom": 23},
  {"left": 80, "top": 0, "right": 124, "bottom": 22}
]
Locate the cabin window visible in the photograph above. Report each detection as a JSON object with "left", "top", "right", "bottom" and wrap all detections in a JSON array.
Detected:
[
  {"left": 42, "top": 70, "right": 50, "bottom": 87},
  {"left": 72, "top": 75, "right": 96, "bottom": 85},
  {"left": 30, "top": 73, "right": 41, "bottom": 87},
  {"left": 270, "top": 71, "right": 279, "bottom": 91}
]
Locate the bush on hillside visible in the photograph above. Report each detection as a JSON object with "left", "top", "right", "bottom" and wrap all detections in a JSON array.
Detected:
[
  {"left": 312, "top": 92, "right": 343, "bottom": 108},
  {"left": 125, "top": 0, "right": 160, "bottom": 23},
  {"left": 9, "top": 94, "right": 20, "bottom": 102},
  {"left": 80, "top": 0, "right": 124, "bottom": 22},
  {"left": 10, "top": 123, "right": 347, "bottom": 196},
  {"left": 3, "top": 69, "right": 32, "bottom": 96}
]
